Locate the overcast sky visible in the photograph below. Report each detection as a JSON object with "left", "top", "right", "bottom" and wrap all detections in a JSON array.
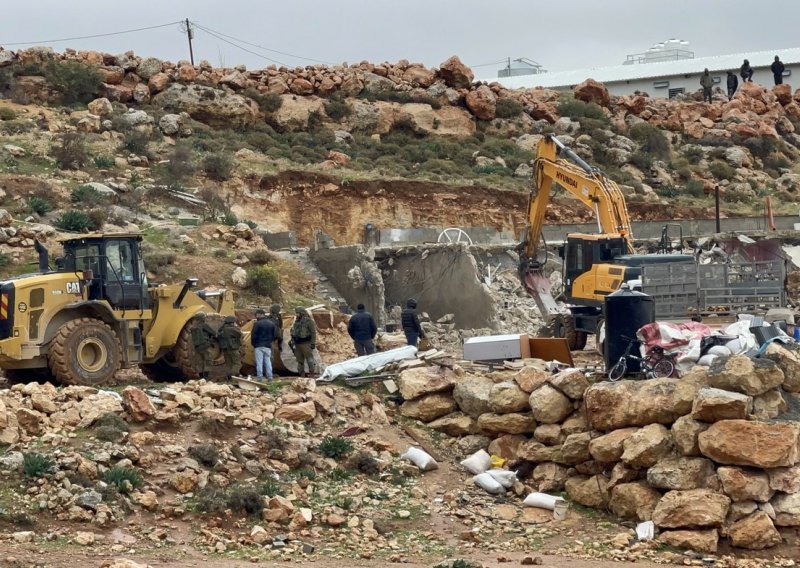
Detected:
[{"left": 1, "top": 0, "right": 797, "bottom": 77}]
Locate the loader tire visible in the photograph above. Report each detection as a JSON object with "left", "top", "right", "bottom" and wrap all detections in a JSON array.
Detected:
[
  {"left": 48, "top": 318, "right": 121, "bottom": 386},
  {"left": 554, "top": 314, "right": 584, "bottom": 351},
  {"left": 174, "top": 313, "right": 228, "bottom": 381},
  {"left": 140, "top": 351, "right": 186, "bottom": 383}
]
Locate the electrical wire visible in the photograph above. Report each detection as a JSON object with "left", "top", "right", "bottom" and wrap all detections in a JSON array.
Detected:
[
  {"left": 191, "top": 22, "right": 335, "bottom": 66},
  {"left": 470, "top": 58, "right": 507, "bottom": 68},
  {"left": 192, "top": 25, "right": 288, "bottom": 67},
  {"left": 0, "top": 21, "right": 183, "bottom": 46}
]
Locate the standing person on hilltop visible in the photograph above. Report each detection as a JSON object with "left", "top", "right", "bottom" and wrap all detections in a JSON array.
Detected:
[
  {"left": 348, "top": 303, "right": 378, "bottom": 356},
  {"left": 251, "top": 308, "right": 277, "bottom": 382},
  {"left": 290, "top": 307, "right": 317, "bottom": 378},
  {"left": 740, "top": 59, "right": 754, "bottom": 83},
  {"left": 401, "top": 298, "right": 426, "bottom": 348},
  {"left": 700, "top": 69, "right": 714, "bottom": 103},
  {"left": 726, "top": 71, "right": 739, "bottom": 100},
  {"left": 771, "top": 55, "right": 785, "bottom": 85}
]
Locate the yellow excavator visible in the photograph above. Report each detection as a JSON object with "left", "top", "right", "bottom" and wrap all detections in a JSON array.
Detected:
[
  {"left": 518, "top": 135, "right": 690, "bottom": 350},
  {"left": 0, "top": 233, "right": 237, "bottom": 384}
]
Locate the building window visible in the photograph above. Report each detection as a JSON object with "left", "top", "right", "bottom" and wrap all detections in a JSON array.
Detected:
[
  {"left": 653, "top": 80, "right": 670, "bottom": 89},
  {"left": 668, "top": 88, "right": 685, "bottom": 99}
]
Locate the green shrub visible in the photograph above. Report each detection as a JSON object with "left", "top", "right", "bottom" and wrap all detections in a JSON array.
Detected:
[
  {"left": 349, "top": 451, "right": 380, "bottom": 475},
  {"left": 54, "top": 210, "right": 92, "bottom": 232},
  {"left": 87, "top": 209, "right": 108, "bottom": 231},
  {"left": 189, "top": 444, "right": 219, "bottom": 467},
  {"left": 684, "top": 146, "right": 704, "bottom": 164},
  {"left": 225, "top": 483, "right": 264, "bottom": 516},
  {"left": 629, "top": 123, "right": 670, "bottom": 159},
  {"left": 474, "top": 163, "right": 511, "bottom": 176},
  {"left": 194, "top": 485, "right": 229, "bottom": 514},
  {"left": 247, "top": 249, "right": 274, "bottom": 265},
  {"left": 27, "top": 196, "right": 52, "bottom": 216},
  {"left": 70, "top": 184, "right": 105, "bottom": 206},
  {"left": 629, "top": 150, "right": 654, "bottom": 171},
  {"left": 259, "top": 477, "right": 283, "bottom": 497},
  {"left": 22, "top": 453, "right": 55, "bottom": 478},
  {"left": 243, "top": 88, "right": 283, "bottom": 113},
  {"left": 556, "top": 96, "right": 605, "bottom": 120},
  {"left": 763, "top": 154, "right": 791, "bottom": 170},
  {"left": 46, "top": 61, "right": 102, "bottom": 105},
  {"left": 0, "top": 253, "right": 9, "bottom": 268},
  {"left": 120, "top": 130, "right": 150, "bottom": 154},
  {"left": 0, "top": 107, "right": 16, "bottom": 121},
  {"left": 212, "top": 248, "right": 228, "bottom": 259},
  {"left": 742, "top": 136, "right": 777, "bottom": 159},
  {"left": 495, "top": 98, "right": 523, "bottom": 118},
  {"left": 102, "top": 466, "right": 143, "bottom": 493},
  {"left": 318, "top": 436, "right": 353, "bottom": 460},
  {"left": 94, "top": 425, "right": 125, "bottom": 442},
  {"left": 658, "top": 186, "right": 679, "bottom": 198},
  {"left": 324, "top": 99, "right": 352, "bottom": 121},
  {"left": 202, "top": 152, "right": 234, "bottom": 181},
  {"left": 686, "top": 179, "right": 706, "bottom": 197},
  {"left": 161, "top": 143, "right": 196, "bottom": 187},
  {"left": 244, "top": 219, "right": 258, "bottom": 229},
  {"left": 93, "top": 155, "right": 115, "bottom": 169},
  {"left": 328, "top": 467, "right": 352, "bottom": 481},
  {"left": 221, "top": 209, "right": 238, "bottom": 226},
  {"left": 50, "top": 131, "right": 88, "bottom": 170},
  {"left": 709, "top": 160, "right": 736, "bottom": 181},
  {"left": 261, "top": 425, "right": 288, "bottom": 450},
  {"left": 245, "top": 264, "right": 281, "bottom": 298},
  {"left": 94, "top": 412, "right": 130, "bottom": 432}
]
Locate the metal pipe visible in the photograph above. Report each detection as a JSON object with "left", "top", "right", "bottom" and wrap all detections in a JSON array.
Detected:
[{"left": 546, "top": 134, "right": 595, "bottom": 174}]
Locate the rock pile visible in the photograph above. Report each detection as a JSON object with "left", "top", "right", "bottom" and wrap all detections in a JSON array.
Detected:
[{"left": 400, "top": 350, "right": 800, "bottom": 552}]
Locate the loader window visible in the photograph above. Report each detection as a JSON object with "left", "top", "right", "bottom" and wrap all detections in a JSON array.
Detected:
[
  {"left": 105, "top": 241, "right": 135, "bottom": 282},
  {"left": 72, "top": 245, "right": 101, "bottom": 272}
]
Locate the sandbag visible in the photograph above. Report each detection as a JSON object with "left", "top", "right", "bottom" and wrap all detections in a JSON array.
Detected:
[
  {"left": 460, "top": 449, "right": 491, "bottom": 474},
  {"left": 523, "top": 492, "right": 563, "bottom": 510},
  {"left": 697, "top": 354, "right": 718, "bottom": 366},
  {"left": 400, "top": 447, "right": 438, "bottom": 471},
  {"left": 474, "top": 472, "right": 505, "bottom": 495},
  {"left": 707, "top": 345, "right": 732, "bottom": 357},
  {"left": 486, "top": 469, "right": 516, "bottom": 489}
]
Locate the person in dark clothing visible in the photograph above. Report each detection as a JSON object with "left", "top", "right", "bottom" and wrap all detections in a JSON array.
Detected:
[
  {"left": 218, "top": 315, "right": 243, "bottom": 380},
  {"left": 401, "top": 298, "right": 425, "bottom": 348},
  {"left": 190, "top": 312, "right": 218, "bottom": 380},
  {"left": 348, "top": 303, "right": 378, "bottom": 356},
  {"left": 700, "top": 68, "right": 714, "bottom": 103},
  {"left": 290, "top": 307, "right": 317, "bottom": 377},
  {"left": 740, "top": 59, "right": 753, "bottom": 83},
  {"left": 726, "top": 71, "right": 739, "bottom": 100},
  {"left": 771, "top": 56, "right": 785, "bottom": 85},
  {"left": 267, "top": 303, "right": 284, "bottom": 352},
  {"left": 251, "top": 308, "right": 278, "bottom": 381}
]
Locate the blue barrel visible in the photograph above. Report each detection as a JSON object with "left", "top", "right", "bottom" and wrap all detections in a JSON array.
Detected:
[{"left": 604, "top": 285, "right": 655, "bottom": 372}]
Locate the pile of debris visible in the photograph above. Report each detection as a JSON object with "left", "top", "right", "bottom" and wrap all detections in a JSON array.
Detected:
[{"left": 397, "top": 348, "right": 800, "bottom": 553}]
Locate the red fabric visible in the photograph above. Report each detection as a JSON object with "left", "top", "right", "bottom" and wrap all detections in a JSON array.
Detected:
[{"left": 637, "top": 322, "right": 712, "bottom": 354}]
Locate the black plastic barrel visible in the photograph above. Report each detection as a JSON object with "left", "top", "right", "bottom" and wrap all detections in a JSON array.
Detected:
[{"left": 604, "top": 285, "right": 655, "bottom": 372}]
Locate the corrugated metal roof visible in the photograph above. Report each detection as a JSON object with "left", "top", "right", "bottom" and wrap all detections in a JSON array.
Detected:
[{"left": 491, "top": 47, "right": 800, "bottom": 89}]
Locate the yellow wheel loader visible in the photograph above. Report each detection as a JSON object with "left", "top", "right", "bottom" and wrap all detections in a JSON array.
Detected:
[{"left": 0, "top": 233, "right": 236, "bottom": 385}]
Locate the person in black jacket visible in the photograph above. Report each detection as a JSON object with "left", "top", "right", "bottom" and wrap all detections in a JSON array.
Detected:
[
  {"left": 771, "top": 56, "right": 785, "bottom": 85},
  {"left": 251, "top": 308, "right": 277, "bottom": 381},
  {"left": 740, "top": 59, "right": 753, "bottom": 83},
  {"left": 401, "top": 298, "right": 425, "bottom": 348},
  {"left": 348, "top": 303, "right": 378, "bottom": 356},
  {"left": 726, "top": 71, "right": 739, "bottom": 100}
]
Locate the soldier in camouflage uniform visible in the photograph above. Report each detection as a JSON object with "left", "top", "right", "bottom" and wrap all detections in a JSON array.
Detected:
[
  {"left": 191, "top": 312, "right": 218, "bottom": 379},
  {"left": 217, "top": 315, "right": 242, "bottom": 380},
  {"left": 290, "top": 307, "right": 317, "bottom": 377},
  {"left": 267, "top": 303, "right": 284, "bottom": 351}
]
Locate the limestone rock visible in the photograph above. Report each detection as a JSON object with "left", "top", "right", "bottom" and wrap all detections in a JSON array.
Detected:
[
  {"left": 398, "top": 367, "right": 455, "bottom": 400},
  {"left": 565, "top": 474, "right": 609, "bottom": 508},
  {"left": 532, "top": 462, "right": 570, "bottom": 492},
  {"left": 87, "top": 97, "right": 113, "bottom": 117},
  {"left": 657, "top": 529, "right": 719, "bottom": 553},
  {"left": 717, "top": 467, "right": 773, "bottom": 503},
  {"left": 477, "top": 412, "right": 536, "bottom": 435},
  {"left": 152, "top": 83, "right": 259, "bottom": 129},
  {"left": 121, "top": 386, "right": 156, "bottom": 422},
  {"left": 609, "top": 481, "right": 662, "bottom": 521},
  {"left": 528, "top": 384, "right": 572, "bottom": 424},
  {"left": 728, "top": 511, "right": 782, "bottom": 550},
  {"left": 514, "top": 366, "right": 549, "bottom": 393},
  {"left": 652, "top": 489, "right": 730, "bottom": 528},
  {"left": 767, "top": 466, "right": 800, "bottom": 494},
  {"left": 199, "top": 384, "right": 232, "bottom": 399},
  {"left": 707, "top": 355, "right": 784, "bottom": 396},
  {"left": 428, "top": 412, "right": 476, "bottom": 436},
  {"left": 438, "top": 55, "right": 474, "bottom": 89},
  {"left": 400, "top": 393, "right": 457, "bottom": 422},
  {"left": 647, "top": 457, "right": 716, "bottom": 491},
  {"left": 170, "top": 470, "right": 198, "bottom": 494},
  {"left": 275, "top": 401, "right": 317, "bottom": 423},
  {"left": 136, "top": 56, "right": 163, "bottom": 79},
  {"left": 231, "top": 267, "right": 247, "bottom": 287},
  {"left": 752, "top": 389, "right": 787, "bottom": 420},
  {"left": 465, "top": 84, "right": 496, "bottom": 121},
  {"left": 671, "top": 415, "right": 710, "bottom": 456},
  {"left": 621, "top": 424, "right": 672, "bottom": 468},
  {"left": 549, "top": 369, "right": 590, "bottom": 400},
  {"left": 534, "top": 423, "right": 564, "bottom": 446},
  {"left": 487, "top": 434, "right": 527, "bottom": 460},
  {"left": 574, "top": 78, "right": 611, "bottom": 107},
  {"left": 698, "top": 420, "right": 799, "bottom": 468},
  {"left": 488, "top": 381, "right": 530, "bottom": 414},
  {"left": 771, "top": 492, "right": 800, "bottom": 526},
  {"left": 588, "top": 427, "right": 638, "bottom": 463},
  {"left": 764, "top": 342, "right": 800, "bottom": 392},
  {"left": 517, "top": 439, "right": 559, "bottom": 463},
  {"left": 691, "top": 387, "right": 752, "bottom": 422},
  {"left": 453, "top": 375, "right": 494, "bottom": 418},
  {"left": 559, "top": 432, "right": 592, "bottom": 465}
]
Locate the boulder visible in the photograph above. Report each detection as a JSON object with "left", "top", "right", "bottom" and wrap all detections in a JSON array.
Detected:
[
  {"left": 170, "top": 470, "right": 198, "bottom": 494},
  {"left": 609, "top": 481, "right": 662, "bottom": 521},
  {"left": 152, "top": 83, "right": 259, "bottom": 129},
  {"left": 400, "top": 393, "right": 457, "bottom": 422},
  {"left": 30, "top": 392, "right": 56, "bottom": 414},
  {"left": 764, "top": 343, "right": 800, "bottom": 392},
  {"left": 16, "top": 408, "right": 44, "bottom": 435},
  {"left": 290, "top": 78, "right": 314, "bottom": 96},
  {"left": 274, "top": 401, "right": 317, "bottom": 423},
  {"left": 428, "top": 412, "right": 476, "bottom": 436},
  {"left": 608, "top": 462, "right": 640, "bottom": 488},
  {"left": 585, "top": 377, "right": 701, "bottom": 431},
  {"left": 87, "top": 97, "right": 113, "bottom": 117},
  {"left": 549, "top": 369, "right": 590, "bottom": 400},
  {"left": 621, "top": 424, "right": 672, "bottom": 468},
  {"left": 528, "top": 384, "right": 572, "bottom": 424},
  {"left": 671, "top": 415, "right": 710, "bottom": 456},
  {"left": 652, "top": 489, "right": 730, "bottom": 528},
  {"left": 767, "top": 466, "right": 800, "bottom": 494},
  {"left": 752, "top": 389, "right": 787, "bottom": 420},
  {"left": 438, "top": 56, "right": 474, "bottom": 89},
  {"left": 465, "top": 85, "right": 496, "bottom": 121},
  {"left": 574, "top": 78, "right": 611, "bottom": 107},
  {"left": 453, "top": 375, "right": 494, "bottom": 418},
  {"left": 717, "top": 467, "right": 773, "bottom": 503},
  {"left": 121, "top": 386, "right": 156, "bottom": 422},
  {"left": 559, "top": 432, "right": 592, "bottom": 465},
  {"left": 514, "top": 366, "right": 549, "bottom": 393},
  {"left": 534, "top": 423, "right": 564, "bottom": 446},
  {"left": 774, "top": 83, "right": 793, "bottom": 105},
  {"left": 588, "top": 427, "right": 638, "bottom": 463},
  {"left": 398, "top": 367, "right": 455, "bottom": 400},
  {"left": 657, "top": 530, "right": 719, "bottom": 553},
  {"left": 707, "top": 355, "right": 784, "bottom": 396},
  {"left": 647, "top": 457, "right": 717, "bottom": 491},
  {"left": 532, "top": 462, "right": 570, "bottom": 492},
  {"left": 517, "top": 439, "right": 559, "bottom": 463},
  {"left": 698, "top": 420, "right": 799, "bottom": 468},
  {"left": 487, "top": 434, "right": 527, "bottom": 460},
  {"left": 488, "top": 381, "right": 530, "bottom": 414},
  {"left": 561, "top": 410, "right": 589, "bottom": 434},
  {"left": 136, "top": 57, "right": 163, "bottom": 79},
  {"left": 691, "top": 387, "right": 752, "bottom": 422},
  {"left": 771, "top": 492, "right": 800, "bottom": 526},
  {"left": 477, "top": 412, "right": 536, "bottom": 435},
  {"left": 402, "top": 66, "right": 436, "bottom": 88},
  {"left": 727, "top": 501, "right": 759, "bottom": 523},
  {"left": 565, "top": 474, "right": 609, "bottom": 508},
  {"left": 729, "top": 511, "right": 782, "bottom": 549}
]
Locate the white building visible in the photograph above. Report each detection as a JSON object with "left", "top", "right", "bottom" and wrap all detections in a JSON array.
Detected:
[{"left": 492, "top": 47, "right": 800, "bottom": 99}]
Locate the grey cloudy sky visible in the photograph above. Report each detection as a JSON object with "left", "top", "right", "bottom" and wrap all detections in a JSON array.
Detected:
[{"left": 1, "top": 0, "right": 797, "bottom": 76}]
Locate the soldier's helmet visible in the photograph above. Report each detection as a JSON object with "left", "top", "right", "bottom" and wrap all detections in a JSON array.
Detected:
[
  {"left": 270, "top": 303, "right": 281, "bottom": 314},
  {"left": 224, "top": 315, "right": 236, "bottom": 324},
  {"left": 295, "top": 306, "right": 305, "bottom": 315},
  {"left": 194, "top": 311, "right": 207, "bottom": 320}
]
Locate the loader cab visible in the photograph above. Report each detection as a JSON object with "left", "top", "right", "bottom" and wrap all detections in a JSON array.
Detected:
[
  {"left": 60, "top": 233, "right": 148, "bottom": 311},
  {"left": 560, "top": 234, "right": 627, "bottom": 299}
]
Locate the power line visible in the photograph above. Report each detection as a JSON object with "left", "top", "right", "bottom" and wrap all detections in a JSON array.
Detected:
[
  {"left": 470, "top": 59, "right": 507, "bottom": 68},
  {"left": 192, "top": 25, "right": 288, "bottom": 66},
  {"left": 191, "top": 21, "right": 334, "bottom": 66},
  {"left": 0, "top": 21, "right": 183, "bottom": 46}
]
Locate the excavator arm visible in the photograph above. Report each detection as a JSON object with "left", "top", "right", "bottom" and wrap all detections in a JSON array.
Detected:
[{"left": 519, "top": 135, "right": 635, "bottom": 318}]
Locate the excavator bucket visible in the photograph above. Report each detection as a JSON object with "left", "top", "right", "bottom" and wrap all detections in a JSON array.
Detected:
[{"left": 521, "top": 266, "right": 562, "bottom": 319}]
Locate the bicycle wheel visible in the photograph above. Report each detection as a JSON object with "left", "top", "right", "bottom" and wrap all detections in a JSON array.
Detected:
[
  {"left": 651, "top": 358, "right": 675, "bottom": 378},
  {"left": 608, "top": 359, "right": 627, "bottom": 381}
]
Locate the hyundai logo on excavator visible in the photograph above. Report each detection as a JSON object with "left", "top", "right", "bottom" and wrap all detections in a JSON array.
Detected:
[{"left": 556, "top": 171, "right": 578, "bottom": 189}]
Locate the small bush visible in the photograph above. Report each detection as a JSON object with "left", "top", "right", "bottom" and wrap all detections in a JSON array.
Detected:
[
  {"left": 657, "top": 186, "right": 679, "bottom": 198},
  {"left": 244, "top": 219, "right": 258, "bottom": 229},
  {"left": 194, "top": 485, "right": 228, "bottom": 514},
  {"left": 221, "top": 209, "right": 238, "bottom": 226},
  {"left": 120, "top": 130, "right": 150, "bottom": 154},
  {"left": 328, "top": 467, "right": 352, "bottom": 481},
  {"left": 0, "top": 253, "right": 9, "bottom": 268},
  {"left": 764, "top": 154, "right": 791, "bottom": 170},
  {"left": 102, "top": 466, "right": 143, "bottom": 493},
  {"left": 709, "top": 160, "right": 736, "bottom": 181},
  {"left": 144, "top": 251, "right": 177, "bottom": 273},
  {"left": 245, "top": 264, "right": 282, "bottom": 298},
  {"left": 262, "top": 427, "right": 288, "bottom": 451},
  {"left": 70, "top": 184, "right": 105, "bottom": 206},
  {"left": 94, "top": 412, "right": 130, "bottom": 432},
  {"left": 247, "top": 249, "right": 274, "bottom": 265},
  {"left": 686, "top": 179, "right": 706, "bottom": 197},
  {"left": 684, "top": 146, "right": 704, "bottom": 165},
  {"left": 324, "top": 99, "right": 352, "bottom": 121},
  {"left": 94, "top": 425, "right": 125, "bottom": 442},
  {"left": 22, "top": 453, "right": 55, "bottom": 478},
  {"left": 629, "top": 150, "right": 654, "bottom": 171},
  {"left": 27, "top": 195, "right": 52, "bottom": 216},
  {"left": 291, "top": 467, "right": 317, "bottom": 481},
  {"left": 318, "top": 436, "right": 353, "bottom": 460},
  {"left": 46, "top": 61, "right": 102, "bottom": 105},
  {"left": 629, "top": 123, "right": 670, "bottom": 159},
  {"left": 53, "top": 210, "right": 93, "bottom": 232},
  {"left": 50, "top": 131, "right": 88, "bottom": 170},
  {"left": 556, "top": 97, "right": 606, "bottom": 120},
  {"left": 161, "top": 143, "right": 196, "bottom": 188},
  {"left": 212, "top": 248, "right": 228, "bottom": 259},
  {"left": 226, "top": 484, "right": 264, "bottom": 517},
  {"left": 189, "top": 443, "right": 220, "bottom": 467},
  {"left": 259, "top": 477, "right": 283, "bottom": 497},
  {"left": 349, "top": 451, "right": 380, "bottom": 475},
  {"left": 93, "top": 155, "right": 115, "bottom": 169},
  {"left": 0, "top": 107, "right": 16, "bottom": 121},
  {"left": 202, "top": 152, "right": 234, "bottom": 181},
  {"left": 742, "top": 136, "right": 777, "bottom": 159},
  {"left": 244, "top": 88, "right": 283, "bottom": 113},
  {"left": 495, "top": 98, "right": 523, "bottom": 118},
  {"left": 474, "top": 163, "right": 511, "bottom": 176}
]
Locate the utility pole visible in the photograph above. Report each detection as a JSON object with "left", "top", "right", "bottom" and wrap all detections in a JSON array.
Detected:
[
  {"left": 715, "top": 185, "right": 721, "bottom": 233},
  {"left": 185, "top": 18, "right": 195, "bottom": 65}
]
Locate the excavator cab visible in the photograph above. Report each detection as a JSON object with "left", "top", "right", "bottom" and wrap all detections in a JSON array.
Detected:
[{"left": 562, "top": 234, "right": 627, "bottom": 303}]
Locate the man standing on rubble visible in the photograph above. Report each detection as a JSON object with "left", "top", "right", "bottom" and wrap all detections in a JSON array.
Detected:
[
  {"left": 291, "top": 307, "right": 317, "bottom": 378},
  {"left": 772, "top": 55, "right": 786, "bottom": 85},
  {"left": 191, "top": 312, "right": 217, "bottom": 380},
  {"left": 251, "top": 308, "right": 277, "bottom": 381},
  {"left": 726, "top": 71, "right": 738, "bottom": 100},
  {"left": 348, "top": 303, "right": 378, "bottom": 356},
  {"left": 218, "top": 315, "right": 243, "bottom": 380},
  {"left": 700, "top": 69, "right": 714, "bottom": 103},
  {"left": 401, "top": 298, "right": 426, "bottom": 348}
]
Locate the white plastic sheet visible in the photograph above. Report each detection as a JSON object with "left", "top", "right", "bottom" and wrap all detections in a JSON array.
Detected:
[{"left": 318, "top": 345, "right": 417, "bottom": 381}]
